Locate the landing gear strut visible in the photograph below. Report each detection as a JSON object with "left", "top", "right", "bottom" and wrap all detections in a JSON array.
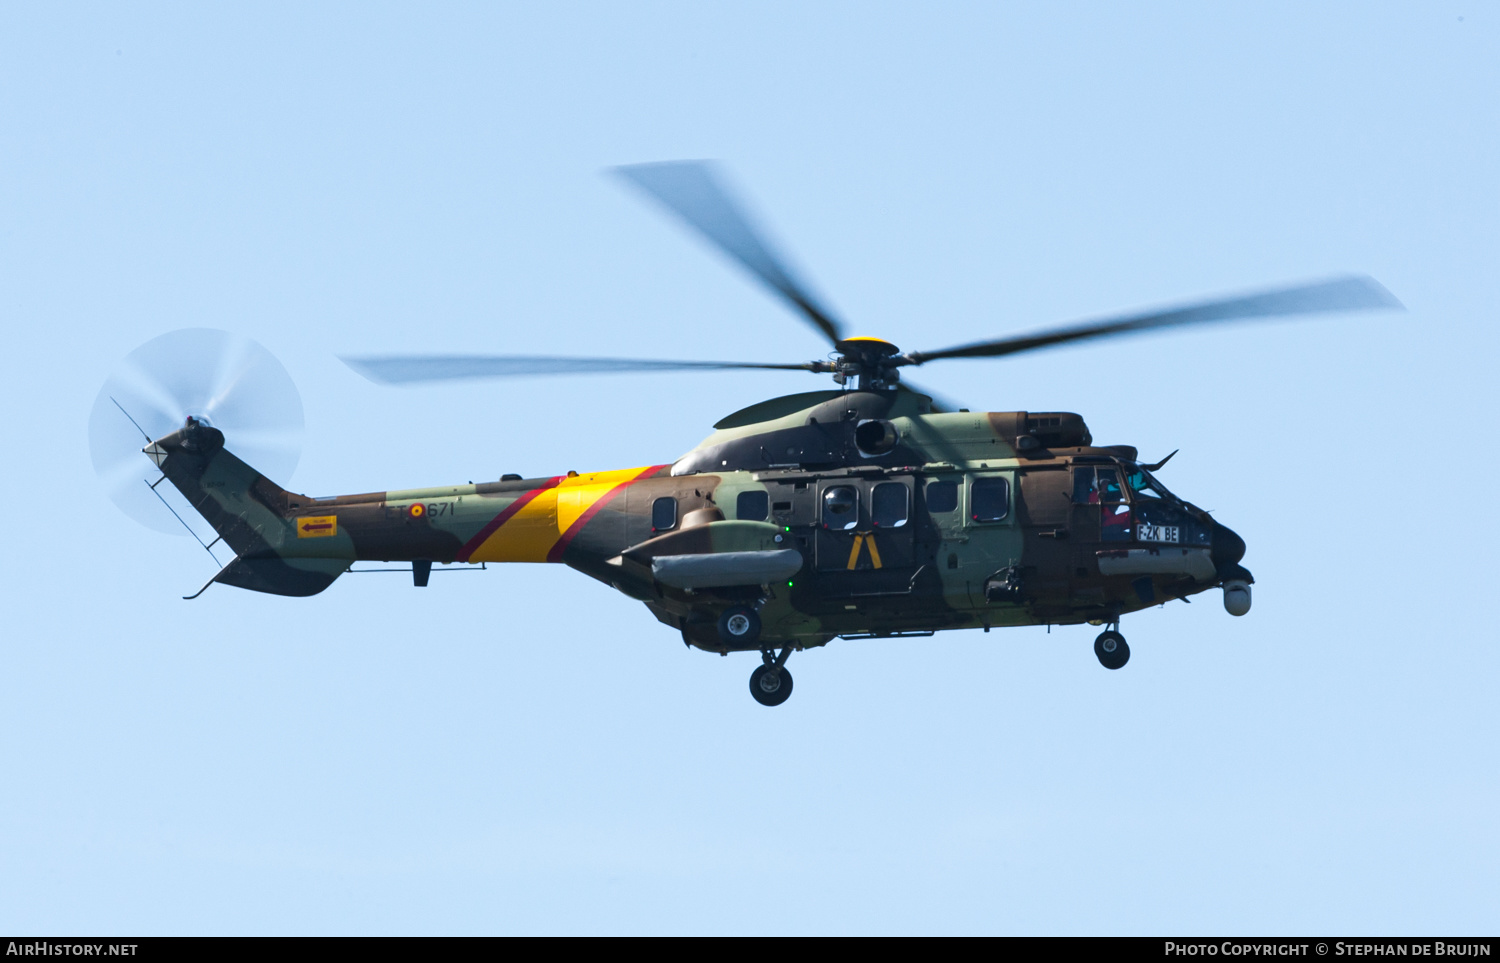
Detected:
[
  {"left": 749, "top": 647, "right": 794, "bottom": 706},
  {"left": 1094, "top": 626, "right": 1130, "bottom": 670}
]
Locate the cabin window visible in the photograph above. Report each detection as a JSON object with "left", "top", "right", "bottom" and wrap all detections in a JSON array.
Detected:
[
  {"left": 822, "top": 486, "right": 859, "bottom": 530},
  {"left": 1074, "top": 466, "right": 1125, "bottom": 504},
  {"left": 971, "top": 477, "right": 1010, "bottom": 522},
  {"left": 736, "top": 490, "right": 769, "bottom": 522},
  {"left": 871, "top": 482, "right": 909, "bottom": 528},
  {"left": 651, "top": 496, "right": 677, "bottom": 532},
  {"left": 926, "top": 479, "right": 958, "bottom": 513}
]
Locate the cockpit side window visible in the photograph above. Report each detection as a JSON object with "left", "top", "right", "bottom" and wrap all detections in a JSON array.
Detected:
[
  {"left": 1102, "top": 503, "right": 1131, "bottom": 540},
  {"left": 1097, "top": 468, "right": 1124, "bottom": 504},
  {"left": 1073, "top": 466, "right": 1099, "bottom": 504},
  {"left": 1074, "top": 466, "right": 1125, "bottom": 504},
  {"left": 1085, "top": 465, "right": 1131, "bottom": 538},
  {"left": 1126, "top": 466, "right": 1171, "bottom": 500}
]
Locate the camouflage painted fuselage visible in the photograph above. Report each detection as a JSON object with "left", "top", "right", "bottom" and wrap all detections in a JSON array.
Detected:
[{"left": 150, "top": 387, "right": 1250, "bottom": 651}]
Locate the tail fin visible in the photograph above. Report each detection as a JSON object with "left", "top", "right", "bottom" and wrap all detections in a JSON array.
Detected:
[{"left": 147, "top": 418, "right": 347, "bottom": 597}]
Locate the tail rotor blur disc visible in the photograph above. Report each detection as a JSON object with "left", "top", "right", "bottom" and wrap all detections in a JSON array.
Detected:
[{"left": 88, "top": 329, "right": 304, "bottom": 534}]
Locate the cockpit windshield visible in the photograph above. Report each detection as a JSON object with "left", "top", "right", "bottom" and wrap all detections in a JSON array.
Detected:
[{"left": 1125, "top": 465, "right": 1174, "bottom": 500}]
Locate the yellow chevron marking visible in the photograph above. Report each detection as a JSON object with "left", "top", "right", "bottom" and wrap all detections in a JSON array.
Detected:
[{"left": 845, "top": 532, "right": 884, "bottom": 570}]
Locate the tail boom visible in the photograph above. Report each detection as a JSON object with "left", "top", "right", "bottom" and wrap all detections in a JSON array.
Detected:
[{"left": 148, "top": 419, "right": 669, "bottom": 597}]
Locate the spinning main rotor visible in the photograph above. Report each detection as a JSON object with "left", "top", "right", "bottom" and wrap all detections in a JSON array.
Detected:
[{"left": 341, "top": 161, "right": 1401, "bottom": 399}]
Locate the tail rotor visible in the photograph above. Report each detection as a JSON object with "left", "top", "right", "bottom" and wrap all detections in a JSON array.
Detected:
[{"left": 88, "top": 328, "right": 304, "bottom": 534}]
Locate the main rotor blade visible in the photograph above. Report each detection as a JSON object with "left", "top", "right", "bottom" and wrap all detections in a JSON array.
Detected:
[
  {"left": 904, "top": 275, "right": 1403, "bottom": 364},
  {"left": 899, "top": 378, "right": 963, "bottom": 414},
  {"left": 342, "top": 354, "right": 822, "bottom": 386},
  {"left": 614, "top": 161, "right": 846, "bottom": 345}
]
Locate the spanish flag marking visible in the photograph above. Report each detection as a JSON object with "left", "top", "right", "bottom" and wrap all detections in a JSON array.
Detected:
[
  {"left": 546, "top": 465, "right": 665, "bottom": 564},
  {"left": 464, "top": 466, "right": 667, "bottom": 564},
  {"left": 459, "top": 477, "right": 563, "bottom": 564}
]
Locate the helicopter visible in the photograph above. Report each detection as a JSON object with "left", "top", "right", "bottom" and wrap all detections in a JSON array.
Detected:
[{"left": 92, "top": 161, "right": 1401, "bottom": 706}]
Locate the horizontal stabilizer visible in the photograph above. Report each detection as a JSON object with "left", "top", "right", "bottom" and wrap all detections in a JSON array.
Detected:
[{"left": 214, "top": 556, "right": 350, "bottom": 597}]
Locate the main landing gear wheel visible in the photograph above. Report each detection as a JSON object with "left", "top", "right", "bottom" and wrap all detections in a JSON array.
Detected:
[
  {"left": 1094, "top": 630, "right": 1130, "bottom": 670},
  {"left": 749, "top": 664, "right": 794, "bottom": 706},
  {"left": 717, "top": 605, "right": 761, "bottom": 647}
]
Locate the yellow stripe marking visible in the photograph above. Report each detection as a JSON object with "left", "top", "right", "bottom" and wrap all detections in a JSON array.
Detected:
[
  {"left": 555, "top": 467, "right": 651, "bottom": 534},
  {"left": 468, "top": 490, "right": 558, "bottom": 563},
  {"left": 467, "top": 467, "right": 660, "bottom": 564}
]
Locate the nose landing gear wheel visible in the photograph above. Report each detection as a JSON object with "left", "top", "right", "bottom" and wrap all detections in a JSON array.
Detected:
[
  {"left": 1094, "top": 630, "right": 1130, "bottom": 670},
  {"left": 749, "top": 664, "right": 794, "bottom": 706}
]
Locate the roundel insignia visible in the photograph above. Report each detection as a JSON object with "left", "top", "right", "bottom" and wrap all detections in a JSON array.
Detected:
[{"left": 409, "top": 503, "right": 425, "bottom": 519}]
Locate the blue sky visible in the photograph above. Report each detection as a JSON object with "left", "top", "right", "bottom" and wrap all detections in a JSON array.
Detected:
[{"left": 2, "top": 2, "right": 1496, "bottom": 934}]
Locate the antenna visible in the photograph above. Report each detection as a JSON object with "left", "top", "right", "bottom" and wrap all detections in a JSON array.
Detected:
[
  {"left": 143, "top": 477, "right": 225, "bottom": 567},
  {"left": 110, "top": 396, "right": 153, "bottom": 443},
  {"left": 113, "top": 395, "right": 226, "bottom": 567}
]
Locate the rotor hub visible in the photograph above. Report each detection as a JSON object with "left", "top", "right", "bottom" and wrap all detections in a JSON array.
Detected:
[
  {"left": 831, "top": 337, "right": 903, "bottom": 390},
  {"left": 833, "top": 337, "right": 900, "bottom": 358}
]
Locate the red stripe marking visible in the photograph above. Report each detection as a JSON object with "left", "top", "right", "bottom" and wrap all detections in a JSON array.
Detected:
[
  {"left": 456, "top": 476, "right": 564, "bottom": 562},
  {"left": 546, "top": 465, "right": 667, "bottom": 564}
]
